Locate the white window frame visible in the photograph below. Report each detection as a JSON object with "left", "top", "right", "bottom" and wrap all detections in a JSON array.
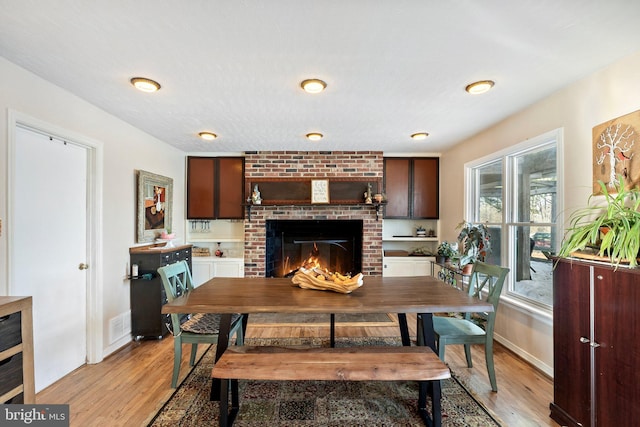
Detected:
[{"left": 464, "top": 128, "right": 564, "bottom": 316}]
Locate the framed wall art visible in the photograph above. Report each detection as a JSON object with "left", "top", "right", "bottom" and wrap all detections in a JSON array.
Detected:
[
  {"left": 592, "top": 108, "right": 640, "bottom": 194},
  {"left": 137, "top": 170, "right": 173, "bottom": 242},
  {"left": 311, "top": 179, "right": 329, "bottom": 204}
]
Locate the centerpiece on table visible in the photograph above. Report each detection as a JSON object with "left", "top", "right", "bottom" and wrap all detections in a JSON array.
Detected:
[{"left": 291, "top": 267, "right": 363, "bottom": 294}]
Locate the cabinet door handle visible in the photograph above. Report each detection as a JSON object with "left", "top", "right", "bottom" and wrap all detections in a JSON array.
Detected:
[
  {"left": 591, "top": 341, "right": 601, "bottom": 348},
  {"left": 579, "top": 337, "right": 590, "bottom": 344}
]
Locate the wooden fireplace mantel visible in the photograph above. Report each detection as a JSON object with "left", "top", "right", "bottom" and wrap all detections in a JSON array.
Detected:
[{"left": 244, "top": 177, "right": 385, "bottom": 220}]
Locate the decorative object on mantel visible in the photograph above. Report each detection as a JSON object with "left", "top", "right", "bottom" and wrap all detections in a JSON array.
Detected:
[
  {"left": 291, "top": 267, "right": 363, "bottom": 293},
  {"left": 456, "top": 221, "right": 491, "bottom": 274},
  {"left": 364, "top": 182, "right": 373, "bottom": 204},
  {"left": 251, "top": 184, "right": 262, "bottom": 204},
  {"left": 558, "top": 176, "right": 640, "bottom": 268},
  {"left": 416, "top": 224, "right": 427, "bottom": 237},
  {"left": 592, "top": 108, "right": 640, "bottom": 194},
  {"left": 311, "top": 179, "right": 329, "bottom": 203},
  {"left": 136, "top": 170, "right": 173, "bottom": 243}
]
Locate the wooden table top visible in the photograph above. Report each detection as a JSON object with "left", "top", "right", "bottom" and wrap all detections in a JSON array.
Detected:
[{"left": 162, "top": 275, "right": 493, "bottom": 315}]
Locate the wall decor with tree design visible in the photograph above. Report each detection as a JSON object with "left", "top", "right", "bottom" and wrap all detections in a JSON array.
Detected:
[{"left": 592, "top": 108, "right": 640, "bottom": 194}]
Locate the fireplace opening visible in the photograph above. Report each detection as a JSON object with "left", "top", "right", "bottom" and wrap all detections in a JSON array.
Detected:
[{"left": 265, "top": 220, "right": 363, "bottom": 278}]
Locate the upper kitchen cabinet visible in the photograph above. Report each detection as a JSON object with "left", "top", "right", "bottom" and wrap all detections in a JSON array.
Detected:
[
  {"left": 187, "top": 156, "right": 245, "bottom": 219},
  {"left": 384, "top": 157, "right": 439, "bottom": 219}
]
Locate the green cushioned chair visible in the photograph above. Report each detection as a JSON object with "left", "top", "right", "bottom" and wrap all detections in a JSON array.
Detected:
[
  {"left": 432, "top": 261, "right": 509, "bottom": 392},
  {"left": 158, "top": 260, "right": 244, "bottom": 388}
]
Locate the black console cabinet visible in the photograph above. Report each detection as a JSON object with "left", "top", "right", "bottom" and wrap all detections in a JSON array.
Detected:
[{"left": 129, "top": 244, "right": 192, "bottom": 339}]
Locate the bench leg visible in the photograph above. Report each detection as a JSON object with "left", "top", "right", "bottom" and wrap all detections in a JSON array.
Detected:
[
  {"left": 218, "top": 379, "right": 239, "bottom": 427},
  {"left": 418, "top": 380, "right": 442, "bottom": 427}
]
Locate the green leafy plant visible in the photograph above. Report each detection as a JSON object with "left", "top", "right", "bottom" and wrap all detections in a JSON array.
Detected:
[
  {"left": 456, "top": 221, "right": 492, "bottom": 267},
  {"left": 436, "top": 241, "right": 457, "bottom": 258},
  {"left": 558, "top": 176, "right": 640, "bottom": 268}
]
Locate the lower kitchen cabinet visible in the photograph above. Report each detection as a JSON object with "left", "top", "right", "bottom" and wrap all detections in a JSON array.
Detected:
[
  {"left": 129, "top": 244, "right": 192, "bottom": 339},
  {"left": 192, "top": 257, "right": 245, "bottom": 286},
  {"left": 551, "top": 258, "right": 640, "bottom": 427},
  {"left": 382, "top": 256, "right": 433, "bottom": 277}
]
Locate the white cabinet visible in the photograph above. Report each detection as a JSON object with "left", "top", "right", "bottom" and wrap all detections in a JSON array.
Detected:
[
  {"left": 383, "top": 256, "right": 434, "bottom": 277},
  {"left": 192, "top": 258, "right": 216, "bottom": 287},
  {"left": 192, "top": 257, "right": 244, "bottom": 286}
]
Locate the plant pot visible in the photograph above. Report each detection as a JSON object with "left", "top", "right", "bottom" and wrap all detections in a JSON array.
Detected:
[
  {"left": 435, "top": 255, "right": 446, "bottom": 264},
  {"left": 461, "top": 263, "right": 474, "bottom": 275}
]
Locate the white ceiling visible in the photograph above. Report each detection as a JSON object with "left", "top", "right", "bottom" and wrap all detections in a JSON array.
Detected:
[{"left": 1, "top": 1, "right": 640, "bottom": 153}]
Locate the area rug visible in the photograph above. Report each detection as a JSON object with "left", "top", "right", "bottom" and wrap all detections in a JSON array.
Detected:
[
  {"left": 247, "top": 313, "right": 397, "bottom": 327},
  {"left": 148, "top": 337, "right": 502, "bottom": 427}
]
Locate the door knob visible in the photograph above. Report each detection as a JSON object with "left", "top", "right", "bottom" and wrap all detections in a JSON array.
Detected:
[{"left": 79, "top": 263, "right": 89, "bottom": 270}]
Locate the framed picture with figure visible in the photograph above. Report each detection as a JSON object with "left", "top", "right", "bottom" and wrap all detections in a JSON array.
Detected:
[{"left": 311, "top": 179, "right": 329, "bottom": 204}]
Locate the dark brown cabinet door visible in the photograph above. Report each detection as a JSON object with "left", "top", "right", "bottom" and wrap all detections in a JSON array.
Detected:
[
  {"left": 187, "top": 157, "right": 215, "bottom": 219},
  {"left": 552, "top": 260, "right": 592, "bottom": 426},
  {"left": 593, "top": 266, "right": 640, "bottom": 425},
  {"left": 217, "top": 157, "right": 244, "bottom": 219},
  {"left": 383, "top": 157, "right": 438, "bottom": 219},
  {"left": 412, "top": 158, "right": 439, "bottom": 218},
  {"left": 384, "top": 158, "right": 410, "bottom": 217},
  {"left": 187, "top": 156, "right": 244, "bottom": 219}
]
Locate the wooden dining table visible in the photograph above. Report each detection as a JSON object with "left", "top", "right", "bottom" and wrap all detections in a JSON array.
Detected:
[{"left": 162, "top": 275, "right": 493, "bottom": 420}]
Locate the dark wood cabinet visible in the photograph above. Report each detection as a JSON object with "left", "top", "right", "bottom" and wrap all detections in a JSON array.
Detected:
[
  {"left": 383, "top": 157, "right": 439, "bottom": 218},
  {"left": 0, "top": 296, "right": 35, "bottom": 404},
  {"left": 187, "top": 156, "right": 244, "bottom": 219},
  {"left": 551, "top": 258, "right": 640, "bottom": 427},
  {"left": 129, "top": 244, "right": 192, "bottom": 339}
]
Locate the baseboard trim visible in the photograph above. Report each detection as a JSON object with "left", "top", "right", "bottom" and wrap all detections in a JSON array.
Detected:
[{"left": 494, "top": 332, "right": 553, "bottom": 378}]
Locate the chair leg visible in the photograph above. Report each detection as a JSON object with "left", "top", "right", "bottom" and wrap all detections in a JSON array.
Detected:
[
  {"left": 485, "top": 340, "right": 498, "bottom": 392},
  {"left": 235, "top": 320, "right": 244, "bottom": 346},
  {"left": 189, "top": 343, "right": 198, "bottom": 366},
  {"left": 464, "top": 344, "right": 473, "bottom": 368},
  {"left": 171, "top": 338, "right": 182, "bottom": 388}
]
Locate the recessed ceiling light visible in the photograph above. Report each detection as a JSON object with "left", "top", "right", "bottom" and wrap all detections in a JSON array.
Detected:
[
  {"left": 130, "top": 77, "right": 161, "bottom": 92},
  {"left": 411, "top": 132, "right": 429, "bottom": 140},
  {"left": 300, "top": 79, "right": 327, "bottom": 94},
  {"left": 306, "top": 132, "right": 323, "bottom": 141},
  {"left": 465, "top": 80, "right": 495, "bottom": 95},
  {"left": 198, "top": 131, "right": 217, "bottom": 140}
]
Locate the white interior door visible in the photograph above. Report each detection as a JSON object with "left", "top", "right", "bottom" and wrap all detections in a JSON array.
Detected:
[{"left": 13, "top": 125, "right": 88, "bottom": 392}]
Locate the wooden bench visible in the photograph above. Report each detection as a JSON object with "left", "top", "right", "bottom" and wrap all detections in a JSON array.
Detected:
[{"left": 211, "top": 345, "right": 451, "bottom": 427}]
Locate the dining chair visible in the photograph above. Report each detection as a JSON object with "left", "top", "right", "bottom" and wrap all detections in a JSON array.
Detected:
[
  {"left": 431, "top": 261, "right": 509, "bottom": 392},
  {"left": 157, "top": 260, "right": 244, "bottom": 388}
]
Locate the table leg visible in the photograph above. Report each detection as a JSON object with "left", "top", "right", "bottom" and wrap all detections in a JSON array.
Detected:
[
  {"left": 330, "top": 313, "right": 335, "bottom": 348},
  {"left": 210, "top": 313, "right": 232, "bottom": 401},
  {"left": 397, "top": 313, "right": 411, "bottom": 346}
]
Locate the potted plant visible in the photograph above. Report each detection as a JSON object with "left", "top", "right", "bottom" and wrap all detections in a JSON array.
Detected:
[
  {"left": 558, "top": 176, "right": 640, "bottom": 268},
  {"left": 456, "top": 221, "right": 492, "bottom": 274},
  {"left": 436, "top": 241, "right": 456, "bottom": 264},
  {"left": 416, "top": 224, "right": 427, "bottom": 237}
]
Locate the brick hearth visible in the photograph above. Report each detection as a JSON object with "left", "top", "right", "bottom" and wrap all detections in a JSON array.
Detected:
[{"left": 244, "top": 151, "right": 383, "bottom": 277}]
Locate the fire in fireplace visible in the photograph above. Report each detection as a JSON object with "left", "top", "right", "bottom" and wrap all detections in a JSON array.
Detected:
[{"left": 265, "top": 220, "right": 363, "bottom": 278}]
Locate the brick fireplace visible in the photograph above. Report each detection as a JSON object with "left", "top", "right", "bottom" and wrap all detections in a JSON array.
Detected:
[{"left": 243, "top": 151, "right": 383, "bottom": 277}]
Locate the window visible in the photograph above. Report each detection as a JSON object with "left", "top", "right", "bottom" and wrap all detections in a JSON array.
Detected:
[{"left": 466, "top": 130, "right": 561, "bottom": 309}]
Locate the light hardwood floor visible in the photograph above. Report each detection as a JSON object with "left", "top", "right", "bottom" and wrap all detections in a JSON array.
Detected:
[{"left": 37, "top": 314, "right": 559, "bottom": 427}]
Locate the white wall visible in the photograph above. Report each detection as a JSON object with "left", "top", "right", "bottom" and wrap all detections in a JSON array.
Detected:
[
  {"left": 0, "top": 57, "right": 186, "bottom": 358},
  {"left": 439, "top": 50, "right": 640, "bottom": 374}
]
